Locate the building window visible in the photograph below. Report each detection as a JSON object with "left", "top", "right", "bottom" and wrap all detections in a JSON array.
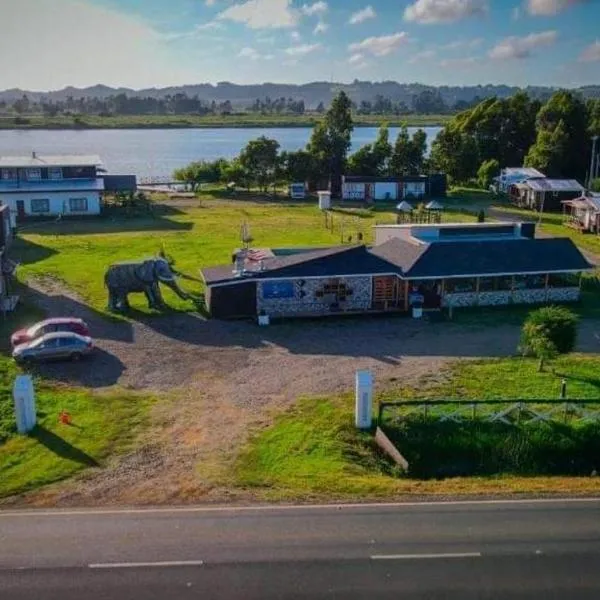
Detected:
[
  {"left": 1, "top": 168, "right": 17, "bottom": 180},
  {"left": 69, "top": 197, "right": 88, "bottom": 212},
  {"left": 26, "top": 168, "right": 42, "bottom": 181},
  {"left": 30, "top": 199, "right": 50, "bottom": 213},
  {"left": 48, "top": 167, "right": 63, "bottom": 180}
]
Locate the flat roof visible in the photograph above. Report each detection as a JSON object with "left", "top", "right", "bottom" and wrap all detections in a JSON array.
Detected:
[
  {"left": 373, "top": 221, "right": 519, "bottom": 229},
  {"left": 0, "top": 154, "right": 102, "bottom": 168},
  {"left": 525, "top": 178, "right": 584, "bottom": 192}
]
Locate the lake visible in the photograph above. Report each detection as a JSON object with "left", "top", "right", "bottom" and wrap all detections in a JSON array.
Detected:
[{"left": 0, "top": 126, "right": 442, "bottom": 180}]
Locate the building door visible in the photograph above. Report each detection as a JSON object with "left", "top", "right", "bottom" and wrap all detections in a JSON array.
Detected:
[
  {"left": 16, "top": 200, "right": 25, "bottom": 221},
  {"left": 372, "top": 276, "right": 401, "bottom": 310}
]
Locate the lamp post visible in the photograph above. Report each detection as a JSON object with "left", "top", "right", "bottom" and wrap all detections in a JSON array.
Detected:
[{"left": 589, "top": 135, "right": 599, "bottom": 189}]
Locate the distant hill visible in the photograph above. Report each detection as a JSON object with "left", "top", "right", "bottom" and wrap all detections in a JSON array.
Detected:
[{"left": 2, "top": 81, "right": 599, "bottom": 109}]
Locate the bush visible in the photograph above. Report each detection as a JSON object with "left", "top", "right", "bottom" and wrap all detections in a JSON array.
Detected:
[
  {"left": 520, "top": 305, "right": 578, "bottom": 355},
  {"left": 477, "top": 158, "right": 499, "bottom": 190}
]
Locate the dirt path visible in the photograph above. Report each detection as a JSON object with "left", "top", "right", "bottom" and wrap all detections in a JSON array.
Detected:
[{"left": 15, "top": 277, "right": 600, "bottom": 506}]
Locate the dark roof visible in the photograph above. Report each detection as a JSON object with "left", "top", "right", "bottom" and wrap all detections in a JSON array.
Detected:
[
  {"left": 202, "top": 236, "right": 592, "bottom": 286},
  {"left": 102, "top": 175, "right": 137, "bottom": 192},
  {"left": 343, "top": 175, "right": 428, "bottom": 184},
  {"left": 201, "top": 245, "right": 400, "bottom": 285},
  {"left": 400, "top": 237, "right": 592, "bottom": 278}
]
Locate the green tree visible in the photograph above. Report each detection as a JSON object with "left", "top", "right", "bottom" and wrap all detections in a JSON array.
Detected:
[
  {"left": 409, "top": 128, "right": 427, "bottom": 174},
  {"left": 519, "top": 306, "right": 578, "bottom": 371},
  {"left": 525, "top": 90, "right": 589, "bottom": 179},
  {"left": 239, "top": 136, "right": 280, "bottom": 192},
  {"left": 591, "top": 179, "right": 600, "bottom": 193},
  {"left": 307, "top": 91, "right": 353, "bottom": 198},
  {"left": 281, "top": 150, "right": 316, "bottom": 186},
  {"left": 173, "top": 159, "right": 228, "bottom": 191},
  {"left": 430, "top": 128, "right": 479, "bottom": 184},
  {"left": 222, "top": 158, "right": 251, "bottom": 191},
  {"left": 372, "top": 125, "right": 393, "bottom": 174},
  {"left": 525, "top": 120, "right": 570, "bottom": 177},
  {"left": 477, "top": 158, "right": 500, "bottom": 189},
  {"left": 390, "top": 125, "right": 412, "bottom": 176}
]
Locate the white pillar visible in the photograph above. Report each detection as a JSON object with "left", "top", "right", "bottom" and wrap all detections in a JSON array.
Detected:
[
  {"left": 355, "top": 370, "right": 373, "bottom": 429},
  {"left": 13, "top": 375, "right": 36, "bottom": 434}
]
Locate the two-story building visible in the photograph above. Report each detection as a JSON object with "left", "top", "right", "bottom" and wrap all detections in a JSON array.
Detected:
[{"left": 0, "top": 153, "right": 104, "bottom": 221}]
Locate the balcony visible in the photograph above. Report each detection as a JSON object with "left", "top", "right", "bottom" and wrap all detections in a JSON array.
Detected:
[{"left": 0, "top": 178, "right": 104, "bottom": 193}]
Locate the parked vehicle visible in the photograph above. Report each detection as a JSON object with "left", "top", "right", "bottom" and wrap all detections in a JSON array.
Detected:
[
  {"left": 10, "top": 318, "right": 90, "bottom": 347},
  {"left": 12, "top": 332, "right": 94, "bottom": 363}
]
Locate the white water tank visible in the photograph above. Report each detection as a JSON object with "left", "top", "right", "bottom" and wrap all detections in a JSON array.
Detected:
[{"left": 318, "top": 191, "right": 331, "bottom": 210}]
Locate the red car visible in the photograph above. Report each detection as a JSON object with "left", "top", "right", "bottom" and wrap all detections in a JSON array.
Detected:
[{"left": 11, "top": 318, "right": 90, "bottom": 347}]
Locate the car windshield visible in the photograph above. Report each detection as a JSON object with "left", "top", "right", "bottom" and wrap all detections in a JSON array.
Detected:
[{"left": 26, "top": 323, "right": 46, "bottom": 337}]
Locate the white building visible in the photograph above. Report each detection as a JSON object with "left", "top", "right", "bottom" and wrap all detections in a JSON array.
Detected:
[
  {"left": 494, "top": 167, "right": 545, "bottom": 194},
  {"left": 0, "top": 153, "right": 104, "bottom": 220}
]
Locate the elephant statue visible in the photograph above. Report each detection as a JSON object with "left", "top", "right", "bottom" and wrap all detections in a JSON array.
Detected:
[{"left": 105, "top": 257, "right": 191, "bottom": 312}]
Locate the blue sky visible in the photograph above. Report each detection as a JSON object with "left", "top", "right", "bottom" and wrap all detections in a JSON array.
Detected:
[{"left": 1, "top": 0, "right": 599, "bottom": 90}]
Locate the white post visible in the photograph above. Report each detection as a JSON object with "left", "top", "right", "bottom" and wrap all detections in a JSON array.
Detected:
[
  {"left": 13, "top": 375, "right": 36, "bottom": 434},
  {"left": 355, "top": 370, "right": 373, "bottom": 429}
]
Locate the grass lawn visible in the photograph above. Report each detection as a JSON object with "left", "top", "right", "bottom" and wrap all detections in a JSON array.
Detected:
[
  {"left": 0, "top": 356, "right": 153, "bottom": 498},
  {"left": 0, "top": 113, "right": 451, "bottom": 130},
  {"left": 14, "top": 196, "right": 476, "bottom": 316},
  {"left": 492, "top": 205, "right": 600, "bottom": 258},
  {"left": 233, "top": 354, "right": 600, "bottom": 501}
]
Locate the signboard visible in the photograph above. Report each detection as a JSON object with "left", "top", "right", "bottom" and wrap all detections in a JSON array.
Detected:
[
  {"left": 355, "top": 370, "right": 373, "bottom": 429},
  {"left": 262, "top": 280, "right": 295, "bottom": 299}
]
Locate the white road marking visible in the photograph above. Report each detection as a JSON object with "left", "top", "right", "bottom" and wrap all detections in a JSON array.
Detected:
[
  {"left": 371, "top": 552, "right": 482, "bottom": 560},
  {"left": 89, "top": 560, "right": 204, "bottom": 569},
  {"left": 1, "top": 497, "right": 599, "bottom": 518}
]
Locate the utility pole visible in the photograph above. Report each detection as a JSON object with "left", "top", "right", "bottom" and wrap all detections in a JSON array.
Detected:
[{"left": 589, "top": 135, "right": 599, "bottom": 189}]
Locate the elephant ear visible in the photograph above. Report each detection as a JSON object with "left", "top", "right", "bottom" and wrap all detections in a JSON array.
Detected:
[{"left": 136, "top": 260, "right": 155, "bottom": 283}]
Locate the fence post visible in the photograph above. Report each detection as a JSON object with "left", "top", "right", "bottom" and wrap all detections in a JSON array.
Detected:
[{"left": 560, "top": 379, "right": 567, "bottom": 400}]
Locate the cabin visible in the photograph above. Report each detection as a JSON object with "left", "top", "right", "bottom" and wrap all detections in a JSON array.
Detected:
[
  {"left": 562, "top": 193, "right": 600, "bottom": 233},
  {"left": 494, "top": 167, "right": 545, "bottom": 194},
  {"left": 0, "top": 153, "right": 105, "bottom": 221},
  {"left": 509, "top": 178, "right": 585, "bottom": 212},
  {"left": 341, "top": 174, "right": 446, "bottom": 203},
  {"left": 200, "top": 221, "right": 592, "bottom": 320}
]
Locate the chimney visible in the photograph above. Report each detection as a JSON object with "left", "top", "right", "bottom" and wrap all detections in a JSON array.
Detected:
[{"left": 32, "top": 151, "right": 36, "bottom": 159}]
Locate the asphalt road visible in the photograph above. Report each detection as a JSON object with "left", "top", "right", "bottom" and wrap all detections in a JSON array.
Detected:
[{"left": 1, "top": 498, "right": 600, "bottom": 599}]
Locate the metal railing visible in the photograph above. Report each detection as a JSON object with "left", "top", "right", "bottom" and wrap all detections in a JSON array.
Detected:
[{"left": 378, "top": 399, "right": 600, "bottom": 427}]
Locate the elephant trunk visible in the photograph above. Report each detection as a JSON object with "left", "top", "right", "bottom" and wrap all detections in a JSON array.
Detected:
[{"left": 161, "top": 277, "right": 191, "bottom": 300}]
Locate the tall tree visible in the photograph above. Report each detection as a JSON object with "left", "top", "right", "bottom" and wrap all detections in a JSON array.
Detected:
[
  {"left": 239, "top": 136, "right": 280, "bottom": 192},
  {"left": 307, "top": 91, "right": 353, "bottom": 198},
  {"left": 389, "top": 125, "right": 412, "bottom": 176},
  {"left": 430, "top": 128, "right": 479, "bottom": 184},
  {"left": 525, "top": 90, "right": 589, "bottom": 179},
  {"left": 372, "top": 125, "right": 393, "bottom": 174}
]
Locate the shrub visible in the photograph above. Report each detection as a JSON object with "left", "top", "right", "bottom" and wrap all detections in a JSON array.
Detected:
[
  {"left": 520, "top": 305, "right": 578, "bottom": 355},
  {"left": 477, "top": 158, "right": 499, "bottom": 190}
]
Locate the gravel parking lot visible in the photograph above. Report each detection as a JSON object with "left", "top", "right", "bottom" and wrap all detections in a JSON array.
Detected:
[{"left": 20, "top": 278, "right": 600, "bottom": 506}]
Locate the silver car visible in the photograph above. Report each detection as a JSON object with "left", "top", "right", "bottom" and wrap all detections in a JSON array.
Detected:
[{"left": 12, "top": 332, "right": 94, "bottom": 363}]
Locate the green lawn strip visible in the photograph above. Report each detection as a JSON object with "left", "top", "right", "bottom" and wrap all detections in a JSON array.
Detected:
[
  {"left": 232, "top": 355, "right": 600, "bottom": 500},
  {"left": 14, "top": 198, "right": 474, "bottom": 316},
  {"left": 0, "top": 113, "right": 451, "bottom": 130},
  {"left": 0, "top": 357, "right": 153, "bottom": 498}
]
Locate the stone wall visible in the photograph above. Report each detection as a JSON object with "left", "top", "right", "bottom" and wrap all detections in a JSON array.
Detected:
[
  {"left": 256, "top": 276, "right": 372, "bottom": 317},
  {"left": 442, "top": 287, "right": 580, "bottom": 309}
]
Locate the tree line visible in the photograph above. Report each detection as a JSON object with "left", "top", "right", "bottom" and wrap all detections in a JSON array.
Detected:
[
  {"left": 2, "top": 89, "right": 488, "bottom": 118},
  {"left": 173, "top": 92, "right": 430, "bottom": 196},
  {"left": 430, "top": 91, "right": 600, "bottom": 187}
]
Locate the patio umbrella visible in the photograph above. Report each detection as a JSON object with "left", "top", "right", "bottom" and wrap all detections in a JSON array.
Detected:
[
  {"left": 426, "top": 200, "right": 444, "bottom": 210},
  {"left": 396, "top": 201, "right": 413, "bottom": 212}
]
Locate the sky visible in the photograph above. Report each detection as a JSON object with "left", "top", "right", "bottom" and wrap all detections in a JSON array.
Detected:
[{"left": 0, "top": 0, "right": 599, "bottom": 91}]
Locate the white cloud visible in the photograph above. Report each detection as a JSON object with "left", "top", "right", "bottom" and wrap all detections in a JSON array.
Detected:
[
  {"left": 205, "top": 0, "right": 217, "bottom": 5},
  {"left": 512, "top": 6, "right": 521, "bottom": 19},
  {"left": 439, "top": 56, "right": 479, "bottom": 67},
  {"left": 291, "top": 31, "right": 302, "bottom": 42},
  {"left": 218, "top": 0, "right": 298, "bottom": 29},
  {"left": 440, "top": 37, "right": 483, "bottom": 50},
  {"left": 348, "top": 53, "right": 365, "bottom": 64},
  {"left": 348, "top": 6, "right": 377, "bottom": 25},
  {"left": 238, "top": 47, "right": 260, "bottom": 59},
  {"left": 348, "top": 32, "right": 409, "bottom": 57},
  {"left": 408, "top": 49, "right": 436, "bottom": 63},
  {"left": 526, "top": 0, "right": 589, "bottom": 16},
  {"left": 301, "top": 1, "right": 328, "bottom": 16},
  {"left": 404, "top": 0, "right": 488, "bottom": 24},
  {"left": 313, "top": 21, "right": 329, "bottom": 34},
  {"left": 0, "top": 0, "right": 192, "bottom": 89},
  {"left": 195, "top": 21, "right": 225, "bottom": 31},
  {"left": 489, "top": 30, "right": 557, "bottom": 60},
  {"left": 579, "top": 40, "right": 600, "bottom": 62},
  {"left": 285, "top": 43, "right": 322, "bottom": 56}
]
